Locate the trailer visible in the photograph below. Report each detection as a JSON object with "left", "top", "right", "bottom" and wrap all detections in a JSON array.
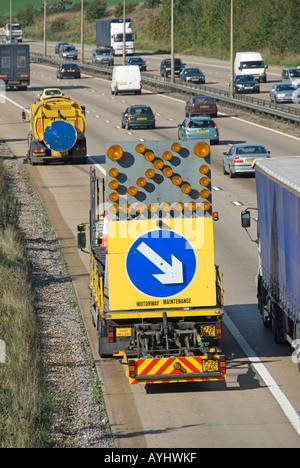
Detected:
[
  {"left": 0, "top": 44, "right": 29, "bottom": 90},
  {"left": 78, "top": 140, "right": 226, "bottom": 384},
  {"left": 241, "top": 156, "right": 300, "bottom": 371}
]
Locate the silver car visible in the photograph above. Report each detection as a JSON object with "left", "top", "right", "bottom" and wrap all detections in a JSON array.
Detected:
[
  {"left": 282, "top": 67, "right": 300, "bottom": 87},
  {"left": 223, "top": 143, "right": 270, "bottom": 178},
  {"left": 269, "top": 83, "right": 298, "bottom": 103},
  {"left": 92, "top": 48, "right": 114, "bottom": 66},
  {"left": 59, "top": 44, "right": 78, "bottom": 60},
  {"left": 3, "top": 35, "right": 18, "bottom": 44}
]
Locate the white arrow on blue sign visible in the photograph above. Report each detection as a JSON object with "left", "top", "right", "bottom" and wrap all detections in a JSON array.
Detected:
[{"left": 126, "top": 229, "right": 197, "bottom": 298}]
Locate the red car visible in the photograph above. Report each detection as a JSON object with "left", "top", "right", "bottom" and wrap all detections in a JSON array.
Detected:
[{"left": 185, "top": 95, "right": 218, "bottom": 118}]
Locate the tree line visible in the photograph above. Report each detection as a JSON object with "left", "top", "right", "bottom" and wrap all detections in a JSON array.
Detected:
[{"left": 155, "top": 0, "right": 300, "bottom": 56}]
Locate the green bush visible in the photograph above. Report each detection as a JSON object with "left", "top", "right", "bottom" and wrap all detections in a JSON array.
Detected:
[
  {"left": 50, "top": 17, "right": 67, "bottom": 33},
  {"left": 85, "top": 0, "right": 107, "bottom": 21}
]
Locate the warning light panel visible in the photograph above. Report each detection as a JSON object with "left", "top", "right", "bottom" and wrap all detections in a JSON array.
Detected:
[{"left": 105, "top": 140, "right": 211, "bottom": 220}]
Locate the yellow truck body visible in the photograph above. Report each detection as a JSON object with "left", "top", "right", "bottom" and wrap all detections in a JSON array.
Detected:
[{"left": 79, "top": 139, "right": 226, "bottom": 384}]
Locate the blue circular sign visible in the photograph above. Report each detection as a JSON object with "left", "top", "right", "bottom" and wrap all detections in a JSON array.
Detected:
[
  {"left": 44, "top": 120, "right": 77, "bottom": 152},
  {"left": 126, "top": 229, "right": 197, "bottom": 298}
]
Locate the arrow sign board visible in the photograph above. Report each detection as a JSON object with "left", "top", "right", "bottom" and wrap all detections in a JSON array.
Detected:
[
  {"left": 137, "top": 242, "right": 184, "bottom": 285},
  {"left": 126, "top": 230, "right": 196, "bottom": 298},
  {"left": 106, "top": 219, "right": 217, "bottom": 311}
]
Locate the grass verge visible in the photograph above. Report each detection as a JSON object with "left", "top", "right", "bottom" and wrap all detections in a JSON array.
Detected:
[{"left": 0, "top": 156, "right": 51, "bottom": 448}]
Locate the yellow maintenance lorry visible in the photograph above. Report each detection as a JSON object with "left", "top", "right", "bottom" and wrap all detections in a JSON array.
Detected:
[
  {"left": 23, "top": 88, "right": 87, "bottom": 165},
  {"left": 78, "top": 139, "right": 226, "bottom": 384}
]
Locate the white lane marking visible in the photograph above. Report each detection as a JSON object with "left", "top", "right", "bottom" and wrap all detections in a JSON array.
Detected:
[
  {"left": 1, "top": 93, "right": 29, "bottom": 111},
  {"left": 224, "top": 313, "right": 300, "bottom": 438}
]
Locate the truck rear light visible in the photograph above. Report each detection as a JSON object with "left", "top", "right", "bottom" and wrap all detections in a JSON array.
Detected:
[
  {"left": 128, "top": 360, "right": 136, "bottom": 378},
  {"left": 173, "top": 362, "right": 181, "bottom": 371},
  {"left": 216, "top": 322, "right": 222, "bottom": 340},
  {"left": 33, "top": 149, "right": 45, "bottom": 154},
  {"left": 219, "top": 355, "right": 226, "bottom": 372},
  {"left": 108, "top": 326, "right": 115, "bottom": 343}
]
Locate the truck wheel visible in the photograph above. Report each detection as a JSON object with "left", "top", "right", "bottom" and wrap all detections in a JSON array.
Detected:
[{"left": 271, "top": 302, "right": 286, "bottom": 344}]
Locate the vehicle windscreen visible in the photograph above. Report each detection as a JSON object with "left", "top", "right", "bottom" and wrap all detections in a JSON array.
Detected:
[
  {"left": 96, "top": 49, "right": 111, "bottom": 55},
  {"left": 276, "top": 84, "right": 297, "bottom": 91},
  {"left": 186, "top": 68, "right": 201, "bottom": 74},
  {"left": 132, "top": 107, "right": 152, "bottom": 115},
  {"left": 189, "top": 120, "right": 213, "bottom": 128},
  {"left": 193, "top": 97, "right": 214, "bottom": 104},
  {"left": 236, "top": 75, "right": 255, "bottom": 82},
  {"left": 241, "top": 61, "right": 264, "bottom": 69},
  {"left": 115, "top": 33, "right": 134, "bottom": 42},
  {"left": 236, "top": 146, "right": 266, "bottom": 155},
  {"left": 64, "top": 64, "right": 77, "bottom": 69},
  {"left": 290, "top": 69, "right": 300, "bottom": 77}
]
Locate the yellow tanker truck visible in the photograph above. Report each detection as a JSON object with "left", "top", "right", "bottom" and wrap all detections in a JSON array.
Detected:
[{"left": 23, "top": 88, "right": 87, "bottom": 165}]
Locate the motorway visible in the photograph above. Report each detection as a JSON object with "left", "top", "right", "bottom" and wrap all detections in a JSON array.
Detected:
[
  {"left": 29, "top": 39, "right": 300, "bottom": 110},
  {"left": 1, "top": 52, "right": 300, "bottom": 448}
]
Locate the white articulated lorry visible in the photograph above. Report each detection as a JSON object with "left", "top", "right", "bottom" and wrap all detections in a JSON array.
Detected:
[{"left": 96, "top": 18, "right": 135, "bottom": 56}]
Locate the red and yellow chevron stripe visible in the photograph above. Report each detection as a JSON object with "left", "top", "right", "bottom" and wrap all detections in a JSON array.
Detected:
[{"left": 126, "top": 355, "right": 226, "bottom": 384}]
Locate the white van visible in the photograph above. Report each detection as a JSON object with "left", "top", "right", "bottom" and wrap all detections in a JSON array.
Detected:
[
  {"left": 234, "top": 52, "right": 268, "bottom": 83},
  {"left": 111, "top": 65, "right": 141, "bottom": 95}
]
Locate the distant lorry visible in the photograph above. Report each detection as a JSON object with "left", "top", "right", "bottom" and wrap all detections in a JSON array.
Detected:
[
  {"left": 5, "top": 23, "right": 23, "bottom": 42},
  {"left": 22, "top": 88, "right": 87, "bottom": 165},
  {"left": 241, "top": 157, "right": 300, "bottom": 371},
  {"left": 96, "top": 18, "right": 135, "bottom": 56},
  {"left": 111, "top": 65, "right": 141, "bottom": 95},
  {"left": 0, "top": 44, "right": 29, "bottom": 90},
  {"left": 77, "top": 140, "right": 226, "bottom": 385},
  {"left": 234, "top": 52, "right": 268, "bottom": 82}
]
